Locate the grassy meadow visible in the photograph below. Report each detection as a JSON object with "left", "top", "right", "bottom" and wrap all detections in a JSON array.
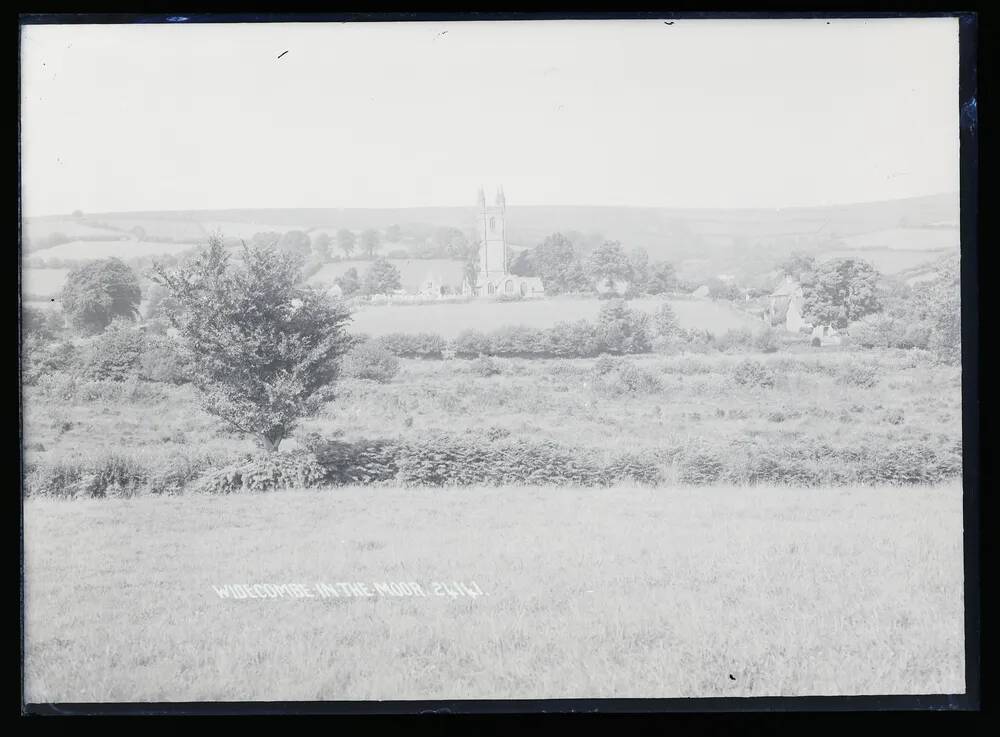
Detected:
[
  {"left": 23, "top": 483, "right": 965, "bottom": 702},
  {"left": 22, "top": 348, "right": 962, "bottom": 474}
]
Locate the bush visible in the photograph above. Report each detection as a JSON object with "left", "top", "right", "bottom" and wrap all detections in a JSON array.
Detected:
[
  {"left": 754, "top": 328, "right": 781, "bottom": 353},
  {"left": 373, "top": 332, "right": 446, "bottom": 359},
  {"left": 592, "top": 359, "right": 662, "bottom": 396},
  {"left": 23, "top": 449, "right": 219, "bottom": 498},
  {"left": 81, "top": 321, "right": 146, "bottom": 381},
  {"left": 732, "top": 359, "right": 775, "bottom": 388},
  {"left": 837, "top": 360, "right": 878, "bottom": 388},
  {"left": 596, "top": 300, "right": 652, "bottom": 354},
  {"left": 22, "top": 337, "right": 80, "bottom": 386},
  {"left": 472, "top": 355, "right": 502, "bottom": 377},
  {"left": 716, "top": 327, "right": 754, "bottom": 352},
  {"left": 341, "top": 341, "right": 400, "bottom": 383},
  {"left": 304, "top": 432, "right": 663, "bottom": 488},
  {"left": 678, "top": 451, "right": 725, "bottom": 484},
  {"left": 138, "top": 336, "right": 190, "bottom": 384},
  {"left": 195, "top": 451, "right": 328, "bottom": 494},
  {"left": 652, "top": 302, "right": 680, "bottom": 338}
]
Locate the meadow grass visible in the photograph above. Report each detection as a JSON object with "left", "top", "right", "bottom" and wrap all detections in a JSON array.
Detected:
[{"left": 23, "top": 483, "right": 965, "bottom": 701}]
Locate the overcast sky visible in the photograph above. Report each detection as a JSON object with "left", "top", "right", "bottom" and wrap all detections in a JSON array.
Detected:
[{"left": 20, "top": 17, "right": 960, "bottom": 216}]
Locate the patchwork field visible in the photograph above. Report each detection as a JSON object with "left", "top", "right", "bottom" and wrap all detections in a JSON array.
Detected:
[
  {"left": 22, "top": 482, "right": 964, "bottom": 702},
  {"left": 817, "top": 249, "right": 951, "bottom": 276},
  {"left": 29, "top": 239, "right": 199, "bottom": 262}
]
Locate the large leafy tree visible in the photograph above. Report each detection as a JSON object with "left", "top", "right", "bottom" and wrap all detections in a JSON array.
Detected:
[
  {"left": 909, "top": 257, "right": 961, "bottom": 364},
  {"left": 587, "top": 240, "right": 633, "bottom": 292},
  {"left": 336, "top": 228, "right": 356, "bottom": 258},
  {"left": 311, "top": 231, "right": 332, "bottom": 261},
  {"left": 645, "top": 261, "right": 678, "bottom": 295},
  {"left": 802, "top": 258, "right": 881, "bottom": 328},
  {"left": 278, "top": 230, "right": 311, "bottom": 257},
  {"left": 60, "top": 257, "right": 142, "bottom": 334},
  {"left": 522, "top": 233, "right": 590, "bottom": 295},
  {"left": 151, "top": 236, "right": 353, "bottom": 452},
  {"left": 360, "top": 229, "right": 382, "bottom": 259},
  {"left": 362, "top": 257, "right": 402, "bottom": 295}
]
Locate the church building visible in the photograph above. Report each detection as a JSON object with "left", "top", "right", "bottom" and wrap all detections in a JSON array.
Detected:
[{"left": 462, "top": 187, "right": 545, "bottom": 298}]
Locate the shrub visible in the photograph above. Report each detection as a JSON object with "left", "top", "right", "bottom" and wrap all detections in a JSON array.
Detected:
[
  {"left": 837, "top": 360, "right": 878, "bottom": 388},
  {"left": 754, "top": 328, "right": 781, "bottom": 353},
  {"left": 596, "top": 300, "right": 652, "bottom": 354},
  {"left": 22, "top": 337, "right": 80, "bottom": 386},
  {"left": 732, "top": 359, "right": 775, "bottom": 388},
  {"left": 138, "top": 336, "right": 190, "bottom": 384},
  {"left": 453, "top": 329, "right": 493, "bottom": 357},
  {"left": 81, "top": 320, "right": 146, "bottom": 381},
  {"left": 652, "top": 302, "right": 680, "bottom": 338},
  {"left": 374, "top": 332, "right": 446, "bottom": 359},
  {"left": 593, "top": 359, "right": 662, "bottom": 396},
  {"left": 195, "top": 451, "right": 328, "bottom": 494},
  {"left": 716, "top": 327, "right": 754, "bottom": 352},
  {"left": 678, "top": 451, "right": 725, "bottom": 484},
  {"left": 472, "top": 355, "right": 502, "bottom": 377},
  {"left": 342, "top": 340, "right": 400, "bottom": 383},
  {"left": 23, "top": 449, "right": 219, "bottom": 498}
]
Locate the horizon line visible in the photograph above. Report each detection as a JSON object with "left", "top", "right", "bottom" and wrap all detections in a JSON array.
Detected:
[{"left": 22, "top": 190, "right": 960, "bottom": 220}]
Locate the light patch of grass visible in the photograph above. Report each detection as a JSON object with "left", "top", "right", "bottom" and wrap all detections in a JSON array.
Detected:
[{"left": 23, "top": 484, "right": 964, "bottom": 702}]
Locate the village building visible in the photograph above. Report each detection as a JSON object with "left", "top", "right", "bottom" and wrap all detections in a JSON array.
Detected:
[
  {"left": 462, "top": 187, "right": 545, "bottom": 298},
  {"left": 766, "top": 275, "right": 810, "bottom": 333}
]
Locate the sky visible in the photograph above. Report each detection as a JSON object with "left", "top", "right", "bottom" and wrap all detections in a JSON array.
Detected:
[{"left": 20, "top": 17, "right": 961, "bottom": 216}]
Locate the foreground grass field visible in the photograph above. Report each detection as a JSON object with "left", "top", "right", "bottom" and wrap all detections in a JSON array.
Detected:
[{"left": 23, "top": 484, "right": 964, "bottom": 702}]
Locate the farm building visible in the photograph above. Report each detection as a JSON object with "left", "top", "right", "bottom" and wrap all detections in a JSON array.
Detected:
[
  {"left": 462, "top": 187, "right": 545, "bottom": 299},
  {"left": 767, "top": 276, "right": 809, "bottom": 333}
]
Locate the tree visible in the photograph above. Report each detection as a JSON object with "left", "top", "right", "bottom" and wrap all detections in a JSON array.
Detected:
[
  {"left": 596, "top": 299, "right": 652, "bottom": 354},
  {"left": 628, "top": 248, "right": 651, "bottom": 293},
  {"left": 707, "top": 277, "right": 741, "bottom": 301},
  {"left": 251, "top": 231, "right": 281, "bottom": 250},
  {"left": 360, "top": 229, "right": 382, "bottom": 259},
  {"left": 432, "top": 226, "right": 469, "bottom": 259},
  {"left": 802, "top": 258, "right": 881, "bottom": 328},
  {"left": 909, "top": 257, "right": 961, "bottom": 363},
  {"left": 523, "top": 233, "right": 590, "bottom": 295},
  {"left": 652, "top": 302, "right": 680, "bottom": 338},
  {"left": 335, "top": 267, "right": 360, "bottom": 297},
  {"left": 151, "top": 236, "right": 353, "bottom": 452},
  {"left": 279, "top": 230, "right": 311, "bottom": 258},
  {"left": 60, "top": 257, "right": 142, "bottom": 334},
  {"left": 587, "top": 241, "right": 633, "bottom": 292},
  {"left": 311, "top": 231, "right": 332, "bottom": 261},
  {"left": 646, "top": 261, "right": 678, "bottom": 295},
  {"left": 781, "top": 251, "right": 816, "bottom": 280},
  {"left": 336, "top": 229, "right": 357, "bottom": 258},
  {"left": 362, "top": 257, "right": 402, "bottom": 295},
  {"left": 385, "top": 224, "right": 402, "bottom": 243}
]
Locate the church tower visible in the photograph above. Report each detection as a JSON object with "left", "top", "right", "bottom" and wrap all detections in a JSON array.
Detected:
[
  {"left": 462, "top": 186, "right": 544, "bottom": 299},
  {"left": 476, "top": 186, "right": 508, "bottom": 280}
]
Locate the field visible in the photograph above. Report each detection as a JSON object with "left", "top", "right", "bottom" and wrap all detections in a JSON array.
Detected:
[
  {"left": 21, "top": 218, "right": 125, "bottom": 243},
  {"left": 23, "top": 482, "right": 964, "bottom": 702},
  {"left": 348, "top": 296, "right": 761, "bottom": 338},
  {"left": 21, "top": 268, "right": 70, "bottom": 298},
  {"left": 817, "top": 249, "right": 951, "bottom": 276},
  {"left": 29, "top": 239, "right": 199, "bottom": 261},
  {"left": 840, "top": 227, "right": 959, "bottom": 252}
]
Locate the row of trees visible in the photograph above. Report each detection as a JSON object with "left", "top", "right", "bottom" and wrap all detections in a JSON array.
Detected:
[{"left": 509, "top": 234, "right": 679, "bottom": 296}]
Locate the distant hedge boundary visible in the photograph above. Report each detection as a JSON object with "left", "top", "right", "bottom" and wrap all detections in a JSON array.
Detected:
[{"left": 23, "top": 431, "right": 961, "bottom": 498}]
